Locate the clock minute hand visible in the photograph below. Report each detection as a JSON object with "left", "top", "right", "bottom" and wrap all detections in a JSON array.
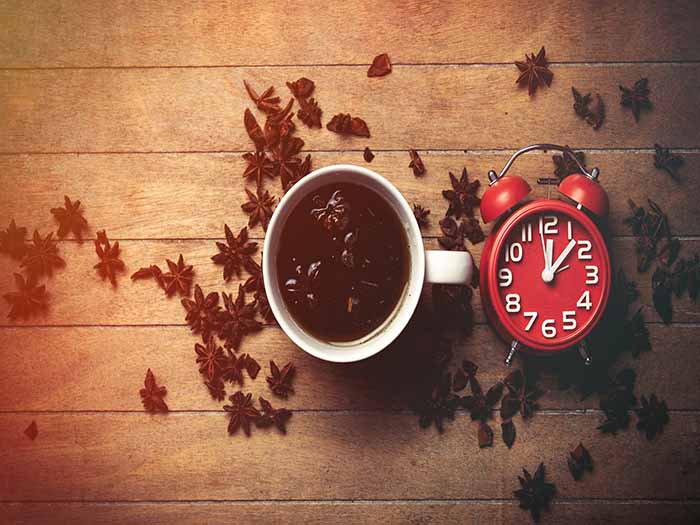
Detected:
[{"left": 550, "top": 239, "right": 577, "bottom": 274}]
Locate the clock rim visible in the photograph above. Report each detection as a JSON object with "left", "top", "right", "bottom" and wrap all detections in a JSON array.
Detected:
[{"left": 484, "top": 199, "right": 611, "bottom": 352}]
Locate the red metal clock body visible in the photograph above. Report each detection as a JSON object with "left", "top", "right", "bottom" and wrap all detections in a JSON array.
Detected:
[{"left": 479, "top": 144, "right": 611, "bottom": 365}]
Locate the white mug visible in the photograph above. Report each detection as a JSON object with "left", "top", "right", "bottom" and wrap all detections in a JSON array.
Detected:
[{"left": 263, "top": 164, "right": 473, "bottom": 363}]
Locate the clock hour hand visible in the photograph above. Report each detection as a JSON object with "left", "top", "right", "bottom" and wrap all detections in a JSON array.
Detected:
[{"left": 550, "top": 238, "right": 577, "bottom": 274}]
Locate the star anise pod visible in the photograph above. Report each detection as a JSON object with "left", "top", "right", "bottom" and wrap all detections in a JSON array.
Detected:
[
  {"left": 242, "top": 150, "right": 276, "bottom": 188},
  {"left": 241, "top": 188, "right": 276, "bottom": 230},
  {"left": 263, "top": 100, "right": 295, "bottom": 148},
  {"left": 363, "top": 147, "right": 375, "bottom": 163},
  {"left": 160, "top": 254, "right": 194, "bottom": 297},
  {"left": 266, "top": 360, "right": 295, "bottom": 398},
  {"left": 286, "top": 77, "right": 315, "bottom": 98},
  {"left": 415, "top": 370, "right": 458, "bottom": 433},
  {"left": 243, "top": 108, "right": 267, "bottom": 149},
  {"left": 205, "top": 378, "right": 226, "bottom": 401},
  {"left": 326, "top": 113, "right": 370, "bottom": 137},
  {"left": 567, "top": 442, "right": 593, "bottom": 481},
  {"left": 240, "top": 353, "right": 261, "bottom": 379},
  {"left": 3, "top": 273, "right": 48, "bottom": 320},
  {"left": 20, "top": 230, "right": 64, "bottom": 277},
  {"left": 502, "top": 420, "right": 516, "bottom": 449},
  {"left": 24, "top": 420, "right": 38, "bottom": 441},
  {"left": 220, "top": 350, "right": 244, "bottom": 386},
  {"left": 635, "top": 393, "right": 669, "bottom": 440},
  {"left": 282, "top": 153, "right": 312, "bottom": 192},
  {"left": 310, "top": 190, "right": 351, "bottom": 233},
  {"left": 50, "top": 195, "right": 88, "bottom": 241},
  {"left": 131, "top": 264, "right": 165, "bottom": 290},
  {"left": 442, "top": 168, "right": 480, "bottom": 219},
  {"left": 181, "top": 284, "right": 221, "bottom": 341},
  {"left": 0, "top": 219, "right": 27, "bottom": 259},
  {"left": 274, "top": 135, "right": 304, "bottom": 182},
  {"left": 224, "top": 391, "right": 261, "bottom": 437},
  {"left": 297, "top": 97, "right": 322, "bottom": 128},
  {"left": 243, "top": 80, "right": 281, "bottom": 114},
  {"left": 619, "top": 78, "right": 652, "bottom": 122},
  {"left": 367, "top": 53, "right": 392, "bottom": 77},
  {"left": 139, "top": 368, "right": 168, "bottom": 413},
  {"left": 653, "top": 143, "right": 684, "bottom": 181},
  {"left": 408, "top": 149, "right": 425, "bottom": 176},
  {"left": 500, "top": 369, "right": 544, "bottom": 420},
  {"left": 211, "top": 224, "right": 258, "bottom": 281},
  {"left": 438, "top": 216, "right": 465, "bottom": 251},
  {"left": 194, "top": 337, "right": 227, "bottom": 381},
  {"left": 243, "top": 257, "right": 263, "bottom": 293},
  {"left": 514, "top": 463, "right": 556, "bottom": 523},
  {"left": 93, "top": 230, "right": 125, "bottom": 286},
  {"left": 461, "top": 217, "right": 485, "bottom": 244},
  {"left": 515, "top": 47, "right": 553, "bottom": 96},
  {"left": 624, "top": 308, "right": 651, "bottom": 358},
  {"left": 571, "top": 87, "right": 605, "bottom": 130},
  {"left": 552, "top": 147, "right": 586, "bottom": 180},
  {"left": 218, "top": 285, "right": 262, "bottom": 351},
  {"left": 412, "top": 204, "right": 430, "bottom": 228},
  {"left": 598, "top": 368, "right": 637, "bottom": 434},
  {"left": 256, "top": 396, "right": 293, "bottom": 434},
  {"left": 461, "top": 375, "right": 503, "bottom": 447}
]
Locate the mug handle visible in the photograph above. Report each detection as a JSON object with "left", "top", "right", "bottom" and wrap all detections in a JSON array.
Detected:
[{"left": 424, "top": 250, "right": 474, "bottom": 285}]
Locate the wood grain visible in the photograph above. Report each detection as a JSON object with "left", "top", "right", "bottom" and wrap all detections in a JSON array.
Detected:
[
  {"left": 1, "top": 412, "right": 699, "bottom": 501},
  {"left": 1, "top": 0, "right": 699, "bottom": 67},
  {"left": 2, "top": 151, "right": 699, "bottom": 240},
  {"left": 0, "top": 324, "right": 696, "bottom": 411},
  {"left": 1, "top": 502, "right": 698, "bottom": 525},
  {"left": 2, "top": 65, "right": 699, "bottom": 153}
]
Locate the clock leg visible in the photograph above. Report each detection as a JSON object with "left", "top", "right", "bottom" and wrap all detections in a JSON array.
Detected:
[
  {"left": 578, "top": 341, "right": 592, "bottom": 366},
  {"left": 505, "top": 340, "right": 521, "bottom": 367}
]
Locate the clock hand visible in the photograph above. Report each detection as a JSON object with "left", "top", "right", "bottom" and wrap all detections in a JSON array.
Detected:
[
  {"left": 539, "top": 218, "right": 549, "bottom": 270},
  {"left": 550, "top": 238, "right": 577, "bottom": 274},
  {"left": 555, "top": 264, "right": 570, "bottom": 274},
  {"left": 545, "top": 239, "right": 554, "bottom": 269}
]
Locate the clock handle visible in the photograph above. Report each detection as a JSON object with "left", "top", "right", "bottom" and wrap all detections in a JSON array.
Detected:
[{"left": 424, "top": 250, "right": 473, "bottom": 285}]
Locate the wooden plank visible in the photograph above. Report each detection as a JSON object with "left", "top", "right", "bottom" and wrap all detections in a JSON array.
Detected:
[
  {"left": 1, "top": 1, "right": 699, "bottom": 67},
  {"left": 1, "top": 239, "right": 697, "bottom": 325},
  {"left": 1, "top": 65, "right": 699, "bottom": 153},
  {"left": 1, "top": 412, "right": 698, "bottom": 501},
  {"left": 0, "top": 324, "right": 696, "bottom": 411},
  {"left": 1, "top": 151, "right": 698, "bottom": 239},
  {"left": 1, "top": 501, "right": 698, "bottom": 525}
]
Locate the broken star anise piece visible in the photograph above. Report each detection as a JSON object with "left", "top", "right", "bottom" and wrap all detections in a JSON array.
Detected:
[
  {"left": 161, "top": 254, "right": 194, "bottom": 297},
  {"left": 211, "top": 224, "right": 258, "bottom": 281},
  {"left": 205, "top": 377, "right": 226, "bottom": 401},
  {"left": 3, "top": 273, "right": 48, "bottom": 320},
  {"left": 243, "top": 80, "right": 281, "bottom": 114},
  {"left": 438, "top": 216, "right": 466, "bottom": 251},
  {"left": 297, "top": 97, "right": 322, "bottom": 128},
  {"left": 326, "top": 113, "right": 370, "bottom": 138},
  {"left": 224, "top": 391, "right": 261, "bottom": 437},
  {"left": 267, "top": 360, "right": 296, "bottom": 398},
  {"left": 218, "top": 285, "right": 262, "bottom": 351},
  {"left": 241, "top": 353, "right": 261, "bottom": 379},
  {"left": 571, "top": 87, "right": 605, "bottom": 130},
  {"left": 461, "top": 217, "right": 485, "bottom": 245},
  {"left": 412, "top": 204, "right": 430, "bottom": 229},
  {"left": 311, "top": 190, "right": 351, "bottom": 233},
  {"left": 598, "top": 368, "right": 637, "bottom": 434},
  {"left": 552, "top": 148, "right": 586, "bottom": 180},
  {"left": 181, "top": 284, "right": 221, "bottom": 341},
  {"left": 567, "top": 442, "right": 593, "bottom": 481},
  {"left": 408, "top": 149, "right": 426, "bottom": 176},
  {"left": 502, "top": 420, "right": 516, "bottom": 449},
  {"left": 94, "top": 230, "right": 125, "bottom": 286},
  {"left": 619, "top": 78, "right": 652, "bottom": 122},
  {"left": 24, "top": 420, "right": 38, "bottom": 441},
  {"left": 415, "top": 370, "right": 458, "bottom": 433},
  {"left": 274, "top": 136, "right": 304, "bottom": 187},
  {"left": 139, "top": 368, "right": 169, "bottom": 413},
  {"left": 515, "top": 46, "right": 553, "bottom": 96},
  {"left": 50, "top": 195, "right": 88, "bottom": 241},
  {"left": 242, "top": 150, "right": 276, "bottom": 188},
  {"left": 131, "top": 264, "right": 165, "bottom": 290},
  {"left": 0, "top": 219, "right": 27, "bottom": 260},
  {"left": 514, "top": 463, "right": 556, "bottom": 523},
  {"left": 635, "top": 393, "right": 669, "bottom": 440},
  {"left": 244, "top": 108, "right": 267, "bottom": 149},
  {"left": 195, "top": 337, "right": 227, "bottom": 381},
  {"left": 20, "top": 230, "right": 64, "bottom": 277},
  {"left": 256, "top": 396, "right": 293, "bottom": 434},
  {"left": 241, "top": 188, "right": 276, "bottom": 230},
  {"left": 286, "top": 77, "right": 315, "bottom": 99},
  {"left": 363, "top": 147, "right": 375, "bottom": 163},
  {"left": 367, "top": 53, "right": 392, "bottom": 77},
  {"left": 653, "top": 144, "right": 684, "bottom": 182},
  {"left": 500, "top": 369, "right": 544, "bottom": 420},
  {"left": 442, "top": 168, "right": 481, "bottom": 219}
]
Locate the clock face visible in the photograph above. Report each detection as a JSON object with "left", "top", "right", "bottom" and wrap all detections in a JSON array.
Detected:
[{"left": 491, "top": 203, "right": 610, "bottom": 351}]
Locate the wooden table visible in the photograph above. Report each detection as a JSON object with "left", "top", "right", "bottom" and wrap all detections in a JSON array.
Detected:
[{"left": 1, "top": 1, "right": 699, "bottom": 523}]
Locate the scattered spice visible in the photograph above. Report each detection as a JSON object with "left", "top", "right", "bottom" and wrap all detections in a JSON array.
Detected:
[
  {"left": 438, "top": 217, "right": 465, "bottom": 251},
  {"left": 653, "top": 144, "right": 684, "bottom": 182},
  {"left": 552, "top": 147, "right": 586, "bottom": 180},
  {"left": 3, "top": 273, "right": 48, "bottom": 320},
  {"left": 461, "top": 370, "right": 504, "bottom": 448},
  {"left": 93, "top": 230, "right": 125, "bottom": 286},
  {"left": 296, "top": 97, "right": 323, "bottom": 128},
  {"left": 24, "top": 421, "right": 38, "bottom": 441},
  {"left": 442, "top": 168, "right": 481, "bottom": 219},
  {"left": 224, "top": 391, "right": 260, "bottom": 437},
  {"left": 244, "top": 108, "right": 267, "bottom": 149},
  {"left": 408, "top": 149, "right": 426, "bottom": 176},
  {"left": 514, "top": 463, "right": 556, "bottom": 523},
  {"left": 286, "top": 77, "right": 315, "bottom": 99},
  {"left": 20, "top": 230, "right": 64, "bottom": 277},
  {"left": 181, "top": 284, "right": 221, "bottom": 341},
  {"left": 412, "top": 204, "right": 430, "bottom": 228},
  {"left": 515, "top": 47, "right": 553, "bottom": 96},
  {"left": 367, "top": 53, "right": 392, "bottom": 77},
  {"left": 139, "top": 368, "right": 169, "bottom": 413},
  {"left": 131, "top": 264, "right": 165, "bottom": 289},
  {"left": 500, "top": 369, "right": 544, "bottom": 420},
  {"left": 363, "top": 147, "right": 375, "bottom": 163},
  {"left": 195, "top": 337, "right": 227, "bottom": 381},
  {"left": 50, "top": 195, "right": 88, "bottom": 241},
  {"left": 241, "top": 188, "right": 276, "bottom": 230},
  {"left": 161, "top": 254, "right": 194, "bottom": 297},
  {"left": 0, "top": 219, "right": 27, "bottom": 260},
  {"left": 598, "top": 369, "right": 637, "bottom": 434},
  {"left": 256, "top": 396, "right": 293, "bottom": 434},
  {"left": 242, "top": 150, "right": 276, "bottom": 188},
  {"left": 211, "top": 224, "right": 258, "bottom": 281},
  {"left": 567, "top": 442, "right": 593, "bottom": 481},
  {"left": 502, "top": 420, "right": 516, "bottom": 449},
  {"left": 243, "top": 80, "right": 281, "bottom": 114},
  {"left": 267, "top": 360, "right": 296, "bottom": 398},
  {"left": 219, "top": 286, "right": 263, "bottom": 351},
  {"left": 241, "top": 353, "right": 261, "bottom": 379},
  {"left": 326, "top": 113, "right": 371, "bottom": 137},
  {"left": 571, "top": 87, "right": 605, "bottom": 130},
  {"left": 635, "top": 394, "right": 669, "bottom": 440},
  {"left": 619, "top": 78, "right": 651, "bottom": 122}
]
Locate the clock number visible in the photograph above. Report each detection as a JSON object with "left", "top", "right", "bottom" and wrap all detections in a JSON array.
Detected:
[
  {"left": 542, "top": 319, "right": 556, "bottom": 338},
  {"left": 562, "top": 310, "right": 577, "bottom": 331},
  {"left": 576, "top": 290, "right": 592, "bottom": 310},
  {"left": 505, "top": 293, "right": 521, "bottom": 313},
  {"left": 567, "top": 220, "right": 573, "bottom": 240},
  {"left": 542, "top": 215, "right": 558, "bottom": 235},
  {"left": 585, "top": 265, "right": 599, "bottom": 285},
  {"left": 578, "top": 240, "right": 592, "bottom": 260},
  {"left": 521, "top": 222, "right": 533, "bottom": 242},
  {"left": 498, "top": 268, "right": 513, "bottom": 287},
  {"left": 505, "top": 242, "right": 523, "bottom": 263},
  {"left": 523, "top": 311, "right": 538, "bottom": 331}
]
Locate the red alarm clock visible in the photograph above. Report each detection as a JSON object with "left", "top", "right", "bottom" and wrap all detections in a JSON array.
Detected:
[{"left": 479, "top": 144, "right": 611, "bottom": 366}]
